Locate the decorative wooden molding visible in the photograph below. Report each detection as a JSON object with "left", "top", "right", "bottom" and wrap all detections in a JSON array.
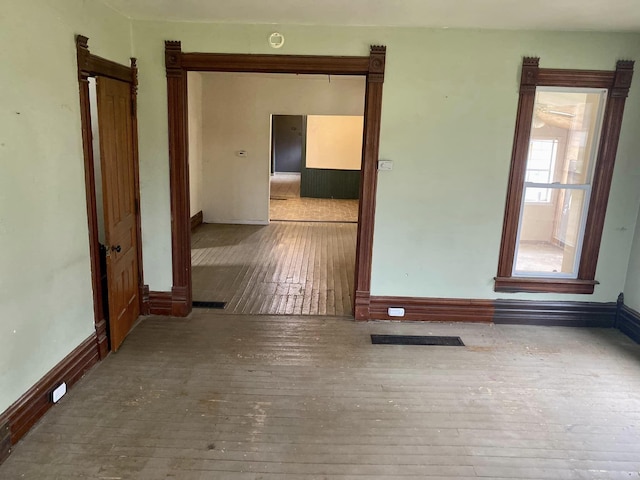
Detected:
[
  {"left": 164, "top": 42, "right": 386, "bottom": 318},
  {"left": 354, "top": 290, "right": 371, "bottom": 321},
  {"left": 494, "top": 277, "right": 597, "bottom": 294},
  {"left": 190, "top": 211, "right": 203, "bottom": 230},
  {"left": 182, "top": 52, "right": 370, "bottom": 74},
  {"left": 578, "top": 60, "right": 634, "bottom": 281},
  {"left": 369, "top": 296, "right": 494, "bottom": 323},
  {"left": 368, "top": 46, "right": 386, "bottom": 83},
  {"left": 496, "top": 57, "right": 634, "bottom": 293},
  {"left": 141, "top": 284, "right": 150, "bottom": 315},
  {"left": 617, "top": 293, "right": 640, "bottom": 344},
  {"left": 0, "top": 334, "right": 99, "bottom": 457},
  {"left": 494, "top": 299, "right": 617, "bottom": 327},
  {"left": 76, "top": 35, "right": 145, "bottom": 355},
  {"left": 171, "top": 286, "right": 190, "bottom": 316},
  {"left": 149, "top": 291, "right": 173, "bottom": 315},
  {"left": 0, "top": 420, "right": 9, "bottom": 465}
]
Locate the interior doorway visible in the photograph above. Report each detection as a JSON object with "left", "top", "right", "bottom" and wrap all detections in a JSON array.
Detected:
[
  {"left": 189, "top": 73, "right": 364, "bottom": 315},
  {"left": 77, "top": 36, "right": 144, "bottom": 354},
  {"left": 164, "top": 43, "right": 386, "bottom": 320},
  {"left": 272, "top": 115, "right": 303, "bottom": 174}
]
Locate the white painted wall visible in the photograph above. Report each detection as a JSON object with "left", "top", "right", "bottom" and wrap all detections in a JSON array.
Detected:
[
  {"left": 198, "top": 73, "right": 365, "bottom": 224},
  {"left": 0, "top": 0, "right": 132, "bottom": 413},
  {"left": 306, "top": 115, "right": 363, "bottom": 170},
  {"left": 132, "top": 22, "right": 640, "bottom": 302},
  {"left": 187, "top": 72, "right": 204, "bottom": 217}
]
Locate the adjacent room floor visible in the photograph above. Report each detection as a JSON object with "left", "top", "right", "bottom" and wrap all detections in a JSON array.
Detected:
[
  {"left": 190, "top": 174, "right": 359, "bottom": 316},
  {"left": 2, "top": 312, "right": 640, "bottom": 479},
  {"left": 269, "top": 173, "right": 358, "bottom": 223},
  {"left": 192, "top": 222, "right": 356, "bottom": 315}
]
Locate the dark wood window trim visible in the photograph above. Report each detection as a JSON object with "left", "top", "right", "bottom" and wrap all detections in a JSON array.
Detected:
[
  {"left": 76, "top": 35, "right": 145, "bottom": 357},
  {"left": 496, "top": 57, "right": 634, "bottom": 294},
  {"left": 164, "top": 42, "right": 386, "bottom": 319}
]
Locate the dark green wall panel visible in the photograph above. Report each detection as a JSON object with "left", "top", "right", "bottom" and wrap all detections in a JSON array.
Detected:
[{"left": 300, "top": 168, "right": 360, "bottom": 199}]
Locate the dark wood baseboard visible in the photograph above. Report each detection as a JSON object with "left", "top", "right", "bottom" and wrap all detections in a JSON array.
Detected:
[
  {"left": 0, "top": 420, "right": 9, "bottom": 465},
  {"left": 148, "top": 288, "right": 191, "bottom": 316},
  {"left": 0, "top": 333, "right": 99, "bottom": 461},
  {"left": 617, "top": 304, "right": 640, "bottom": 344},
  {"left": 494, "top": 299, "right": 617, "bottom": 327},
  {"left": 190, "top": 211, "right": 203, "bottom": 230},
  {"left": 149, "top": 291, "right": 172, "bottom": 315},
  {"left": 370, "top": 296, "right": 494, "bottom": 323}
]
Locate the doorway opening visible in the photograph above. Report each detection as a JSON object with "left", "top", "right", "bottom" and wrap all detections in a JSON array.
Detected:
[
  {"left": 165, "top": 43, "right": 386, "bottom": 320},
  {"left": 76, "top": 36, "right": 145, "bottom": 354},
  {"left": 188, "top": 72, "right": 365, "bottom": 315}
]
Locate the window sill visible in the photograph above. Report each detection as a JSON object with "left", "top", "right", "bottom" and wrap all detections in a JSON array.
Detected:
[{"left": 494, "top": 277, "right": 597, "bottom": 294}]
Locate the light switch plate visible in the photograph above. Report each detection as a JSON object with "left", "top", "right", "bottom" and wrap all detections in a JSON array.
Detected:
[{"left": 378, "top": 160, "right": 393, "bottom": 171}]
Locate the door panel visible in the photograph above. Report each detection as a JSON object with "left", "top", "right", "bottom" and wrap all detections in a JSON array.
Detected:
[
  {"left": 96, "top": 76, "right": 140, "bottom": 351},
  {"left": 272, "top": 115, "right": 303, "bottom": 173}
]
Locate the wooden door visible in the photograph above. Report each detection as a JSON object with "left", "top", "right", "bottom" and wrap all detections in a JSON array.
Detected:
[{"left": 96, "top": 76, "right": 140, "bottom": 351}]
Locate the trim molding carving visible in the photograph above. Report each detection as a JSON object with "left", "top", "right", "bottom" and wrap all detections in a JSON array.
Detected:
[{"left": 164, "top": 42, "right": 386, "bottom": 319}]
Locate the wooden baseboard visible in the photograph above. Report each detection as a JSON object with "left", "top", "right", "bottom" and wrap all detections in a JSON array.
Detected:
[
  {"left": 149, "top": 291, "right": 172, "bottom": 315},
  {"left": 494, "top": 299, "right": 616, "bottom": 327},
  {"left": 0, "top": 333, "right": 99, "bottom": 462},
  {"left": 148, "top": 288, "right": 191, "bottom": 317},
  {"left": 618, "top": 304, "right": 640, "bottom": 343},
  {"left": 369, "top": 296, "right": 494, "bottom": 323},
  {"left": 0, "top": 420, "right": 9, "bottom": 465},
  {"left": 190, "top": 211, "right": 203, "bottom": 230}
]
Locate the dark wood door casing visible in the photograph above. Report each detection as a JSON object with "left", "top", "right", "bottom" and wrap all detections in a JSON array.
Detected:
[
  {"left": 164, "top": 42, "right": 386, "bottom": 320},
  {"left": 76, "top": 35, "right": 145, "bottom": 357}
]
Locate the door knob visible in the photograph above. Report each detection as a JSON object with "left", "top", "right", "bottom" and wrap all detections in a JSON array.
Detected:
[{"left": 111, "top": 245, "right": 122, "bottom": 253}]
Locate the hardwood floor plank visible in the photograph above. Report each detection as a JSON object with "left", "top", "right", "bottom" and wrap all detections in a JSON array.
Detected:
[
  {"left": 191, "top": 222, "right": 356, "bottom": 316},
  {"left": 3, "top": 315, "right": 640, "bottom": 479}
]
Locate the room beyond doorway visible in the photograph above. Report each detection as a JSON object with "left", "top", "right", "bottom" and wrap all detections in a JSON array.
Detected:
[{"left": 188, "top": 72, "right": 365, "bottom": 316}]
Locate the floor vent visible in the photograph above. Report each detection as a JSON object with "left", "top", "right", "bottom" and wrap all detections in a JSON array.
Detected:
[
  {"left": 193, "top": 301, "right": 227, "bottom": 309},
  {"left": 371, "top": 335, "right": 465, "bottom": 346}
]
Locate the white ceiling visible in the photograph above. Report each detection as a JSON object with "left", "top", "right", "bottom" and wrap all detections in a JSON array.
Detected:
[{"left": 102, "top": 0, "right": 640, "bottom": 32}]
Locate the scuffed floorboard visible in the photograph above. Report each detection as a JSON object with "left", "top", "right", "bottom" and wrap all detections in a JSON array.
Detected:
[{"left": 2, "top": 313, "right": 640, "bottom": 479}]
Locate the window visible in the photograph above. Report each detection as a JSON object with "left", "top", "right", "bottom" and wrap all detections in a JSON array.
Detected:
[{"left": 495, "top": 58, "right": 634, "bottom": 294}]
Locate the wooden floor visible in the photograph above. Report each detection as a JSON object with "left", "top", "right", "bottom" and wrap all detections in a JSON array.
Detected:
[
  {"left": 192, "top": 222, "right": 356, "bottom": 315},
  {"left": 270, "top": 174, "right": 359, "bottom": 223},
  {"left": 3, "top": 313, "right": 640, "bottom": 479}
]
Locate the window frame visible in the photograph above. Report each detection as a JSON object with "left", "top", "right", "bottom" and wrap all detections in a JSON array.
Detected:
[{"left": 495, "top": 57, "right": 634, "bottom": 294}]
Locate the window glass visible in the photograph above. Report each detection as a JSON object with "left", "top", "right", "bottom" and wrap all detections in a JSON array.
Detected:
[{"left": 514, "top": 87, "right": 607, "bottom": 278}]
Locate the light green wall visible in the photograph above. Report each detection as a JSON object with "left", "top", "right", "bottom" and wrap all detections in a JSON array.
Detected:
[
  {"left": 0, "top": 0, "right": 132, "bottom": 413},
  {"left": 133, "top": 21, "right": 640, "bottom": 301},
  {"left": 1, "top": 6, "right": 639, "bottom": 417}
]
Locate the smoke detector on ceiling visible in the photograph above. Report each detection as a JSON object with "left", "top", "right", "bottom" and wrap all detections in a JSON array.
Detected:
[{"left": 269, "top": 32, "right": 285, "bottom": 49}]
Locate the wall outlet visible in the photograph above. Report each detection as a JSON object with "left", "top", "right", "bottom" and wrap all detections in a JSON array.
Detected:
[
  {"left": 52, "top": 383, "right": 66, "bottom": 403},
  {"left": 388, "top": 307, "right": 405, "bottom": 317}
]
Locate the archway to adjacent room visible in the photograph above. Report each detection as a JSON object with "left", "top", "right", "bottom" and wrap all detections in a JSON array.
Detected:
[{"left": 164, "top": 43, "right": 386, "bottom": 320}]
